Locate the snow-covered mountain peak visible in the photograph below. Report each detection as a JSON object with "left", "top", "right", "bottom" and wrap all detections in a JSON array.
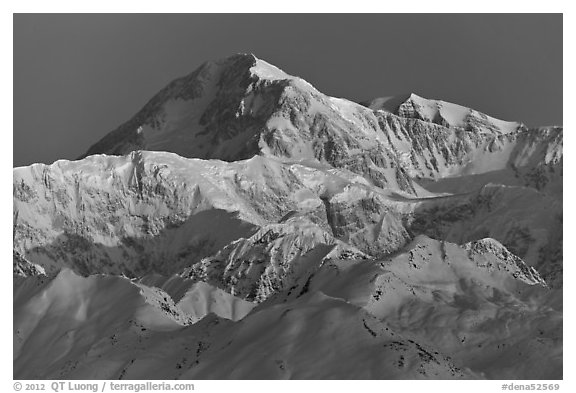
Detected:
[
  {"left": 80, "top": 54, "right": 563, "bottom": 199},
  {"left": 364, "top": 92, "right": 524, "bottom": 135},
  {"left": 398, "top": 93, "right": 523, "bottom": 134},
  {"left": 463, "top": 238, "right": 547, "bottom": 286}
]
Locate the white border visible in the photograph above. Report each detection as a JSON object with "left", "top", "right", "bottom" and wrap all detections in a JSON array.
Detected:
[{"left": 3, "top": 3, "right": 572, "bottom": 391}]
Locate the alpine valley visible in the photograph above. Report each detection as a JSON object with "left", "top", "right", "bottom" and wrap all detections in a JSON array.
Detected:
[{"left": 13, "top": 54, "right": 562, "bottom": 380}]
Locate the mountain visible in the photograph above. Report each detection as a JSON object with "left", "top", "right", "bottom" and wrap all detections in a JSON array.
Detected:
[
  {"left": 83, "top": 54, "right": 562, "bottom": 197},
  {"left": 14, "top": 53, "right": 562, "bottom": 380}
]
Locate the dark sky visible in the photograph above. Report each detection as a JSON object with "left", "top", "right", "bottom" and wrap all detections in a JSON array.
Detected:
[{"left": 13, "top": 14, "right": 562, "bottom": 167}]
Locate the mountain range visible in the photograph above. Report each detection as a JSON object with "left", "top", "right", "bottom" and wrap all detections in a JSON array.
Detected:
[{"left": 13, "top": 53, "right": 563, "bottom": 379}]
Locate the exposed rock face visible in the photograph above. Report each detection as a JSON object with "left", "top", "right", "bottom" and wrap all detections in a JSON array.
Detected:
[
  {"left": 462, "top": 238, "right": 547, "bottom": 286},
  {"left": 13, "top": 250, "right": 45, "bottom": 277},
  {"left": 14, "top": 54, "right": 562, "bottom": 380}
]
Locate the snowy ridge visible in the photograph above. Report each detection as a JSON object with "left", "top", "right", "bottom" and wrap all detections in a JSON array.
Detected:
[
  {"left": 13, "top": 149, "right": 562, "bottom": 284},
  {"left": 376, "top": 93, "right": 524, "bottom": 134},
  {"left": 12, "top": 150, "right": 423, "bottom": 277}
]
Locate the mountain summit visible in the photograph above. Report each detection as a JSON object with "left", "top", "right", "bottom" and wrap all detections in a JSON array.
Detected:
[
  {"left": 83, "top": 53, "right": 304, "bottom": 160},
  {"left": 364, "top": 93, "right": 524, "bottom": 133}
]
